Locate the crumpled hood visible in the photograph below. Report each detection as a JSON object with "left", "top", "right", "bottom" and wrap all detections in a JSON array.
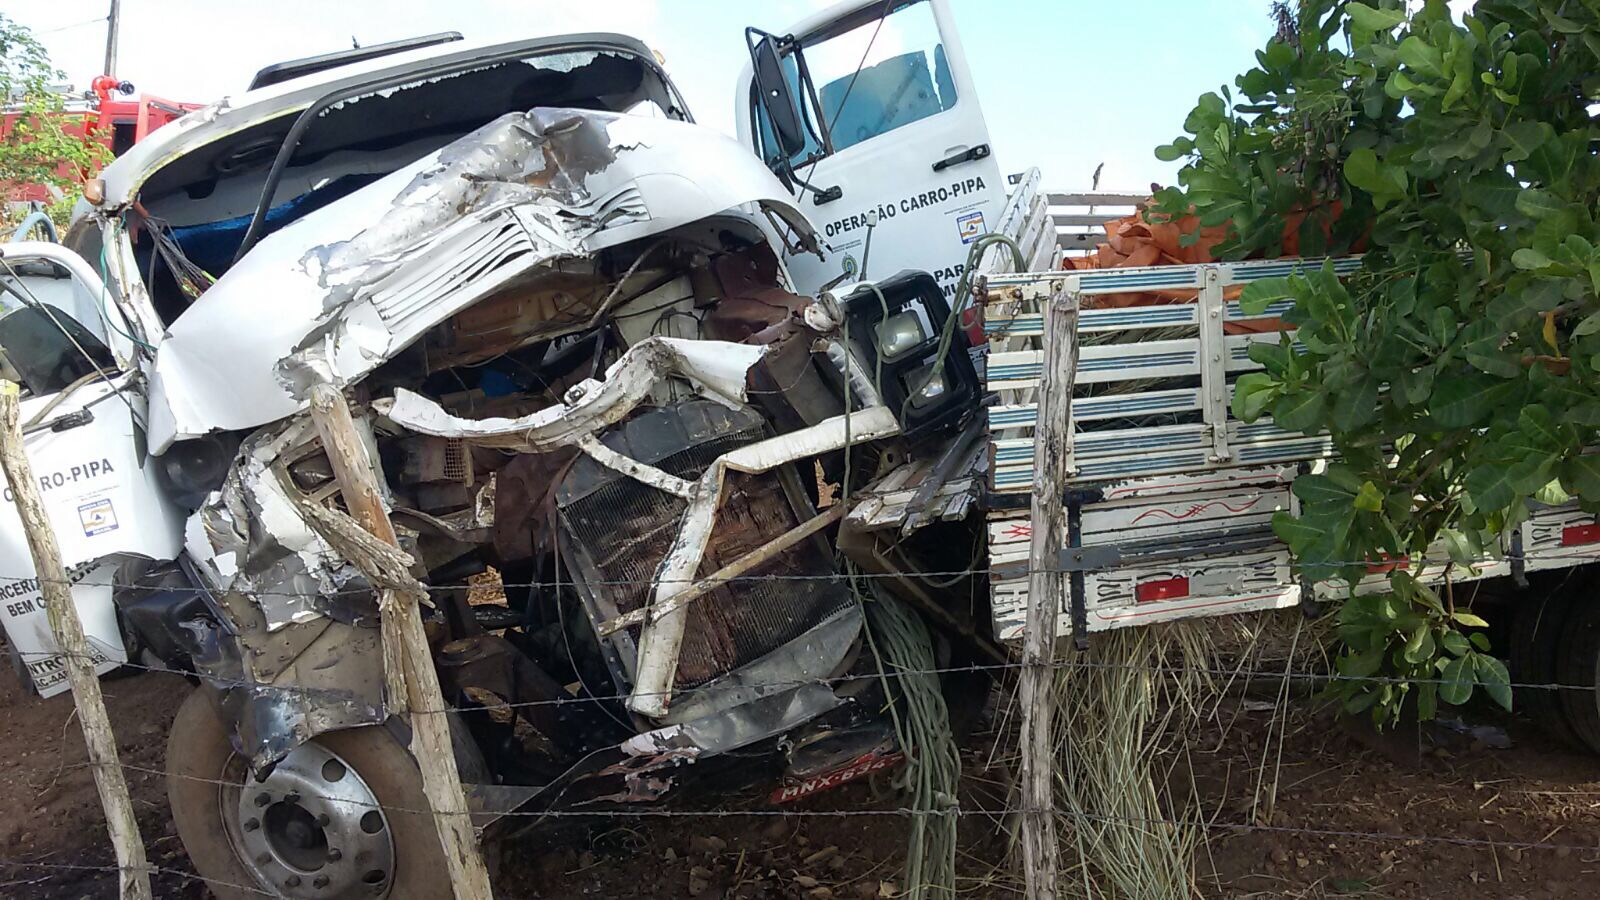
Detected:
[{"left": 146, "top": 107, "right": 820, "bottom": 452}]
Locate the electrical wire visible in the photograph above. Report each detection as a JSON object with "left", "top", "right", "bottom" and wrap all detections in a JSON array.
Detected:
[
  {"left": 901, "top": 232, "right": 1023, "bottom": 423},
  {"left": 858, "top": 571, "right": 960, "bottom": 900},
  {"left": 33, "top": 15, "right": 107, "bottom": 35}
]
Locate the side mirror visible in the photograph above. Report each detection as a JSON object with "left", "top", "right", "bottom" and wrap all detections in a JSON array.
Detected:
[{"left": 751, "top": 35, "right": 807, "bottom": 162}]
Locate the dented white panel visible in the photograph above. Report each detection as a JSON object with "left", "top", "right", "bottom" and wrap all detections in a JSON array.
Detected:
[
  {"left": 0, "top": 378, "right": 186, "bottom": 693},
  {"left": 377, "top": 337, "right": 766, "bottom": 451},
  {"left": 1523, "top": 504, "right": 1600, "bottom": 572},
  {"left": 145, "top": 110, "right": 818, "bottom": 452}
]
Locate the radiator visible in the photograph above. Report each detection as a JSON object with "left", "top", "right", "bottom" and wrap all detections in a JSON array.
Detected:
[{"left": 557, "top": 400, "right": 851, "bottom": 689}]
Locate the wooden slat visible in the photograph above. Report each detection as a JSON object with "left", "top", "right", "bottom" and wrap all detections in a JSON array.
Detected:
[
  {"left": 1052, "top": 213, "right": 1119, "bottom": 227},
  {"left": 1046, "top": 192, "right": 1149, "bottom": 206},
  {"left": 1224, "top": 331, "right": 1303, "bottom": 373},
  {"left": 996, "top": 421, "right": 1210, "bottom": 464},
  {"left": 989, "top": 436, "right": 1332, "bottom": 494},
  {"left": 987, "top": 338, "right": 1200, "bottom": 389},
  {"left": 985, "top": 302, "right": 1198, "bottom": 338},
  {"left": 987, "top": 387, "right": 1201, "bottom": 432}
]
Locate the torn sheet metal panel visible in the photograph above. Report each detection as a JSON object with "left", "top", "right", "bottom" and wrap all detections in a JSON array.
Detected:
[
  {"left": 186, "top": 421, "right": 364, "bottom": 631},
  {"left": 844, "top": 426, "right": 988, "bottom": 533},
  {"left": 145, "top": 109, "right": 818, "bottom": 451},
  {"left": 0, "top": 376, "right": 185, "bottom": 694},
  {"left": 377, "top": 336, "right": 767, "bottom": 451},
  {"left": 502, "top": 678, "right": 844, "bottom": 821},
  {"left": 0, "top": 560, "right": 124, "bottom": 697},
  {"left": 379, "top": 338, "right": 898, "bottom": 717}
]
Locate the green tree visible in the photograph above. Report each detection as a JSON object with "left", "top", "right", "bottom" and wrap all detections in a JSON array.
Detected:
[
  {"left": 1153, "top": 0, "right": 1600, "bottom": 725},
  {"left": 1, "top": 13, "right": 109, "bottom": 228}
]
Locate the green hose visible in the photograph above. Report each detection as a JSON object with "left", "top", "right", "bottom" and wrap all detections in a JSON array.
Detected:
[
  {"left": 857, "top": 572, "right": 961, "bottom": 900},
  {"left": 840, "top": 281, "right": 891, "bottom": 505}
]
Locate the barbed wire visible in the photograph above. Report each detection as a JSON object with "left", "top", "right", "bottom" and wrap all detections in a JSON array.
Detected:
[
  {"left": 4, "top": 544, "right": 1599, "bottom": 599},
  {"left": 5, "top": 535, "right": 1596, "bottom": 890},
  {"left": 8, "top": 754, "right": 1600, "bottom": 857},
  {"left": 0, "top": 857, "right": 275, "bottom": 897},
  {"left": 12, "top": 645, "right": 1597, "bottom": 729},
  {"left": 7, "top": 647, "right": 1596, "bottom": 893}
]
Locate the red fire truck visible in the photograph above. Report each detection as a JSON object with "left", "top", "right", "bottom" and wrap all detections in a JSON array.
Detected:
[{"left": 3, "top": 76, "right": 200, "bottom": 204}]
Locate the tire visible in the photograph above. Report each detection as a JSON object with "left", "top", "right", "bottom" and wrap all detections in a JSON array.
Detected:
[
  {"left": 1556, "top": 595, "right": 1600, "bottom": 755},
  {"left": 166, "top": 689, "right": 454, "bottom": 899},
  {"left": 1509, "top": 586, "right": 1582, "bottom": 748}
]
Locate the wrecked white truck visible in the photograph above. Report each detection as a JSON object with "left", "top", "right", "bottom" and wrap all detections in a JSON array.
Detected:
[{"left": 0, "top": 30, "right": 1000, "bottom": 899}]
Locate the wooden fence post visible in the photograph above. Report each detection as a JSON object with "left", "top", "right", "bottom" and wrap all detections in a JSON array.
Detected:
[
  {"left": 0, "top": 381, "right": 152, "bottom": 899},
  {"left": 306, "top": 383, "right": 494, "bottom": 900},
  {"left": 1020, "top": 288, "right": 1077, "bottom": 900}
]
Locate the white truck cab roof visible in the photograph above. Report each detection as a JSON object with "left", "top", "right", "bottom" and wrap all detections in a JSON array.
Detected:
[{"left": 96, "top": 33, "right": 682, "bottom": 210}]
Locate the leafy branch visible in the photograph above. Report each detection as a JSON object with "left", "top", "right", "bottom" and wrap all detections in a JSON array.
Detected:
[
  {"left": 0, "top": 13, "right": 109, "bottom": 228},
  {"left": 1154, "top": 0, "right": 1600, "bottom": 726}
]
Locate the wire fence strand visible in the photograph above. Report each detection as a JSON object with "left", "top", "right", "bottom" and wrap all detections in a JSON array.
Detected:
[
  {"left": 4, "top": 544, "right": 1598, "bottom": 894},
  {"left": 6, "top": 544, "right": 1600, "bottom": 598}
]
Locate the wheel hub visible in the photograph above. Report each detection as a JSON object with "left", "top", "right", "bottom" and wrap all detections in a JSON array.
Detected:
[{"left": 233, "top": 740, "right": 395, "bottom": 897}]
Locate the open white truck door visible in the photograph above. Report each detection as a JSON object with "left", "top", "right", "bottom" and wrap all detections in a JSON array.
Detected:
[
  {"left": 0, "top": 242, "right": 184, "bottom": 695},
  {"left": 736, "top": 0, "right": 1007, "bottom": 300}
]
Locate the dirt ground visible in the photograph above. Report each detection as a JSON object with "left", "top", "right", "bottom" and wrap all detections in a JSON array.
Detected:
[{"left": 2, "top": 664, "right": 1598, "bottom": 899}]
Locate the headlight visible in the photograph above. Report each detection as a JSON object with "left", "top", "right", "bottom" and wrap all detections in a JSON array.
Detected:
[
  {"left": 907, "top": 362, "right": 948, "bottom": 409},
  {"left": 841, "top": 272, "right": 979, "bottom": 440},
  {"left": 873, "top": 311, "right": 926, "bottom": 360},
  {"left": 157, "top": 434, "right": 241, "bottom": 509}
]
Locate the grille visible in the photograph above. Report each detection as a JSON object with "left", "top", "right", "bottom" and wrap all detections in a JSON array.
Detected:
[
  {"left": 442, "top": 439, "right": 472, "bottom": 484},
  {"left": 557, "top": 401, "right": 850, "bottom": 688}
]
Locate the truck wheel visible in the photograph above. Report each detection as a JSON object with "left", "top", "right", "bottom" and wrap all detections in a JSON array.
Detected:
[
  {"left": 166, "top": 689, "right": 454, "bottom": 899},
  {"left": 1556, "top": 597, "right": 1600, "bottom": 755},
  {"left": 1509, "top": 587, "right": 1581, "bottom": 748}
]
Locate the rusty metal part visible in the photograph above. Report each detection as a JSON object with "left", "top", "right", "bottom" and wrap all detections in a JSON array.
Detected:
[
  {"left": 702, "top": 247, "right": 810, "bottom": 344},
  {"left": 836, "top": 523, "right": 1009, "bottom": 666},
  {"left": 434, "top": 633, "right": 569, "bottom": 741},
  {"left": 555, "top": 400, "right": 852, "bottom": 693},
  {"left": 596, "top": 503, "right": 847, "bottom": 637}
]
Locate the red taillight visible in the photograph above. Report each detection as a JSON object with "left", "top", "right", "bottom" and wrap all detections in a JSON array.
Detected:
[
  {"left": 1366, "top": 555, "right": 1408, "bottom": 574},
  {"left": 1135, "top": 576, "right": 1190, "bottom": 603},
  {"left": 961, "top": 306, "right": 984, "bottom": 348},
  {"left": 1561, "top": 524, "right": 1600, "bottom": 546}
]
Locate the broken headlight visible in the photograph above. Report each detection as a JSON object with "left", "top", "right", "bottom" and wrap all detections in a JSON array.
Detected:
[
  {"left": 905, "top": 361, "right": 949, "bottom": 410},
  {"left": 156, "top": 433, "right": 242, "bottom": 510},
  {"left": 872, "top": 311, "right": 927, "bottom": 361},
  {"left": 841, "top": 271, "right": 978, "bottom": 439}
]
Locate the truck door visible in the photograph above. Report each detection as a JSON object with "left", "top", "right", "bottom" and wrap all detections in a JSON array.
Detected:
[
  {"left": 0, "top": 243, "right": 185, "bottom": 695},
  {"left": 737, "top": 0, "right": 1007, "bottom": 302}
]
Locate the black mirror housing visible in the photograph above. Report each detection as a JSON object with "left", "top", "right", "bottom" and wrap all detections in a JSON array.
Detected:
[{"left": 751, "top": 33, "right": 807, "bottom": 162}]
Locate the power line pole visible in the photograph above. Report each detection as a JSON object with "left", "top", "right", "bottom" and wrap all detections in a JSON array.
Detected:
[{"left": 103, "top": 0, "right": 122, "bottom": 76}]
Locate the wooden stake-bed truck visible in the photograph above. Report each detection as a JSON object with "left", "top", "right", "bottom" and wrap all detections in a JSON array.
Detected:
[{"left": 735, "top": 0, "right": 1600, "bottom": 754}]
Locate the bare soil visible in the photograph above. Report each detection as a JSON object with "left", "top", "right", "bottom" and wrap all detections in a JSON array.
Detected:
[{"left": 3, "top": 666, "right": 1597, "bottom": 899}]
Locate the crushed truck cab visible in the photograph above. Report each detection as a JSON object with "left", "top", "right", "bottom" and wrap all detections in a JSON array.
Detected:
[{"left": 0, "top": 28, "right": 996, "bottom": 896}]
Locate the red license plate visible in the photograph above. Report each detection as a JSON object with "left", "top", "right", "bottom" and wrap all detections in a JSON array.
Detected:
[{"left": 769, "top": 750, "right": 903, "bottom": 804}]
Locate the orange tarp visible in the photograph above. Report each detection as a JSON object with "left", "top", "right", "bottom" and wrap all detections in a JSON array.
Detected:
[{"left": 1061, "top": 203, "right": 1337, "bottom": 333}]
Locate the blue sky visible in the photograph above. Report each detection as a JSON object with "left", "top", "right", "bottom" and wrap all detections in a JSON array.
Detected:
[{"left": 6, "top": 0, "right": 1281, "bottom": 191}]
